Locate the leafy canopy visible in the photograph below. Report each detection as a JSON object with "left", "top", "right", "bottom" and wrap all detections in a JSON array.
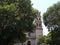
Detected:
[
  {"left": 43, "top": 2, "right": 60, "bottom": 45},
  {"left": 43, "top": 2, "right": 60, "bottom": 31},
  {"left": 0, "top": 0, "right": 37, "bottom": 45}
]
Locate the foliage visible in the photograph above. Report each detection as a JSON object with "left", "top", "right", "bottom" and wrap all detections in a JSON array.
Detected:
[
  {"left": 45, "top": 28, "right": 60, "bottom": 45},
  {"left": 0, "top": 0, "right": 37, "bottom": 45},
  {"left": 45, "top": 32, "right": 51, "bottom": 44},
  {"left": 43, "top": 2, "right": 60, "bottom": 45},
  {"left": 43, "top": 2, "right": 60, "bottom": 31},
  {"left": 37, "top": 35, "right": 46, "bottom": 45},
  {"left": 50, "top": 28, "right": 60, "bottom": 45},
  {"left": 37, "top": 33, "right": 51, "bottom": 45}
]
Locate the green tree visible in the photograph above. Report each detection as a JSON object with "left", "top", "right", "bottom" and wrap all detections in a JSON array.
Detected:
[
  {"left": 50, "top": 28, "right": 60, "bottom": 45},
  {"left": 0, "top": 0, "right": 37, "bottom": 45},
  {"left": 43, "top": 2, "right": 60, "bottom": 31},
  {"left": 45, "top": 32, "right": 51, "bottom": 44},
  {"left": 37, "top": 35, "right": 46, "bottom": 45},
  {"left": 43, "top": 2, "right": 60, "bottom": 45},
  {"left": 37, "top": 33, "right": 51, "bottom": 45}
]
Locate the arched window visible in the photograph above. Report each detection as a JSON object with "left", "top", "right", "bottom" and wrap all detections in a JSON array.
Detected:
[
  {"left": 39, "top": 24, "right": 41, "bottom": 27},
  {"left": 27, "top": 40, "right": 31, "bottom": 45},
  {"left": 36, "top": 18, "right": 38, "bottom": 20},
  {"left": 39, "top": 18, "right": 40, "bottom": 20}
]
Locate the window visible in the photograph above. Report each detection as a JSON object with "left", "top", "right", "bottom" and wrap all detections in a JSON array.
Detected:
[
  {"left": 39, "top": 18, "right": 40, "bottom": 20},
  {"left": 39, "top": 24, "right": 41, "bottom": 27},
  {"left": 36, "top": 18, "right": 38, "bottom": 20}
]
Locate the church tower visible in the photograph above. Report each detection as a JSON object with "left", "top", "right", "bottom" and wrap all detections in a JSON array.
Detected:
[
  {"left": 35, "top": 12, "right": 43, "bottom": 44},
  {"left": 36, "top": 12, "right": 43, "bottom": 37},
  {"left": 28, "top": 12, "right": 43, "bottom": 45},
  {"left": 14, "top": 12, "right": 43, "bottom": 45}
]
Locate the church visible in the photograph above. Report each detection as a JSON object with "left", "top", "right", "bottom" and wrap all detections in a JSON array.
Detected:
[{"left": 23, "top": 12, "right": 43, "bottom": 45}]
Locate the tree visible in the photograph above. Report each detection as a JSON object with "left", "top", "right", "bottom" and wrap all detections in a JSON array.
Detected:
[
  {"left": 43, "top": 2, "right": 60, "bottom": 45},
  {"left": 37, "top": 35, "right": 46, "bottom": 45},
  {"left": 43, "top": 2, "right": 60, "bottom": 31},
  {"left": 45, "top": 32, "right": 51, "bottom": 44},
  {"left": 0, "top": 0, "right": 37, "bottom": 45},
  {"left": 50, "top": 28, "right": 60, "bottom": 45},
  {"left": 37, "top": 33, "right": 52, "bottom": 45}
]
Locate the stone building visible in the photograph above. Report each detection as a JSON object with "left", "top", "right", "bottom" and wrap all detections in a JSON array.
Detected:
[{"left": 23, "top": 12, "right": 43, "bottom": 45}]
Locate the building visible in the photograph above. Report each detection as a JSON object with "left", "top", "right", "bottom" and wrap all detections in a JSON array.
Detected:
[{"left": 23, "top": 12, "right": 43, "bottom": 45}]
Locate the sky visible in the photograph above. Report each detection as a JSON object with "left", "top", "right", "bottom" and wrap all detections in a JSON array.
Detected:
[{"left": 31, "top": 0, "right": 60, "bottom": 35}]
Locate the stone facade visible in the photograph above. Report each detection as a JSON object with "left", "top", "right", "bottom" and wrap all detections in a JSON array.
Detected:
[{"left": 24, "top": 12, "right": 43, "bottom": 45}]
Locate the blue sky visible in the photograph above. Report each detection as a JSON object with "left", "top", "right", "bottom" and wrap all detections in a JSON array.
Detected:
[{"left": 31, "top": 0, "right": 60, "bottom": 35}]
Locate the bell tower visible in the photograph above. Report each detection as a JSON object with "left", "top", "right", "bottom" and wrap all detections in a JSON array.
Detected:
[
  {"left": 21, "top": 12, "right": 43, "bottom": 45},
  {"left": 35, "top": 12, "right": 43, "bottom": 44},
  {"left": 28, "top": 12, "right": 43, "bottom": 45}
]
